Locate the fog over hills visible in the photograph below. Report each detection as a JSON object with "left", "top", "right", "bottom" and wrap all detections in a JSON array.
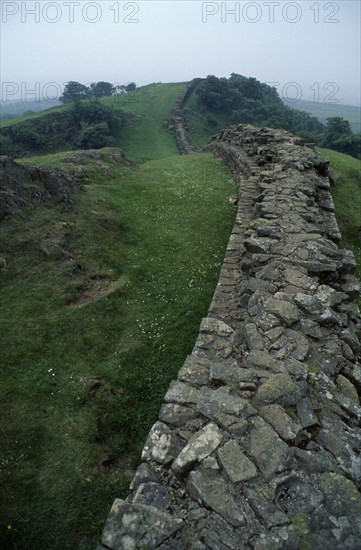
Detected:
[
  {"left": 1, "top": 1, "right": 360, "bottom": 105},
  {"left": 0, "top": 99, "right": 61, "bottom": 120}
]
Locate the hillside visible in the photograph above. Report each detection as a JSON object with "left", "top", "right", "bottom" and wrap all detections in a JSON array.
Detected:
[
  {"left": 101, "top": 82, "right": 186, "bottom": 161},
  {"left": 285, "top": 99, "right": 361, "bottom": 134},
  {"left": 0, "top": 147, "right": 236, "bottom": 549},
  {"left": 182, "top": 75, "right": 327, "bottom": 151},
  {"left": 1, "top": 78, "right": 361, "bottom": 549},
  {"left": 0, "top": 83, "right": 186, "bottom": 162},
  {"left": 0, "top": 99, "right": 62, "bottom": 122},
  {"left": 0, "top": 103, "right": 71, "bottom": 128},
  {"left": 2, "top": 77, "right": 360, "bottom": 162}
]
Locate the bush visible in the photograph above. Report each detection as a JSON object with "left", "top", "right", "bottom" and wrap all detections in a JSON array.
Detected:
[
  {"left": 10, "top": 123, "right": 47, "bottom": 149},
  {"left": 0, "top": 135, "right": 18, "bottom": 155},
  {"left": 0, "top": 100, "right": 126, "bottom": 154},
  {"left": 77, "top": 122, "right": 114, "bottom": 149},
  {"left": 71, "top": 101, "right": 122, "bottom": 133}
]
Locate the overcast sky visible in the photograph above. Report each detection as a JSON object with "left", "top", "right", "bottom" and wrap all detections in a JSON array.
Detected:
[{"left": 1, "top": 0, "right": 360, "bottom": 106}]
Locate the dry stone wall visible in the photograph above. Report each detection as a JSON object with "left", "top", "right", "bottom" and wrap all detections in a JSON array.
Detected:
[
  {"left": 99, "top": 125, "right": 361, "bottom": 549},
  {"left": 171, "top": 79, "right": 202, "bottom": 155}
]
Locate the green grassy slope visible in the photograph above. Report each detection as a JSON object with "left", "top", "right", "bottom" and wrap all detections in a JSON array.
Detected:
[
  {"left": 0, "top": 83, "right": 187, "bottom": 162},
  {"left": 183, "top": 88, "right": 232, "bottom": 151},
  {"left": 0, "top": 103, "right": 72, "bottom": 128},
  {"left": 0, "top": 150, "right": 236, "bottom": 549},
  {"left": 319, "top": 147, "right": 361, "bottom": 285},
  {"left": 102, "top": 82, "right": 186, "bottom": 161}
]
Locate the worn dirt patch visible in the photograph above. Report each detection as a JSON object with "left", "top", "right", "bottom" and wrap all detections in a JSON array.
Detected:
[{"left": 67, "top": 275, "right": 128, "bottom": 308}]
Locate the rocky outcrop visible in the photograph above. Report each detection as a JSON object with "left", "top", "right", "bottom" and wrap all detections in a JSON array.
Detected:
[
  {"left": 171, "top": 79, "right": 203, "bottom": 155},
  {"left": 0, "top": 148, "right": 131, "bottom": 220},
  {"left": 62, "top": 148, "right": 134, "bottom": 180},
  {"left": 0, "top": 156, "right": 79, "bottom": 220},
  {"left": 63, "top": 147, "right": 129, "bottom": 165},
  {"left": 98, "top": 125, "right": 361, "bottom": 549}
]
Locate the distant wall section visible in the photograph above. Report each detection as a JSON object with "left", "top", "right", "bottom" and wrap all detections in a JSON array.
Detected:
[{"left": 171, "top": 79, "right": 203, "bottom": 155}]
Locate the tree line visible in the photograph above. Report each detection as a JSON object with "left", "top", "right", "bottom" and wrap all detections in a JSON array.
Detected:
[
  {"left": 196, "top": 75, "right": 361, "bottom": 160},
  {"left": 1, "top": 76, "right": 359, "bottom": 160},
  {"left": 59, "top": 81, "right": 137, "bottom": 103}
]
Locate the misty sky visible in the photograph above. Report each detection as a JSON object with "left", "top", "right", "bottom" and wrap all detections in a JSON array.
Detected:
[{"left": 0, "top": 0, "right": 360, "bottom": 106}]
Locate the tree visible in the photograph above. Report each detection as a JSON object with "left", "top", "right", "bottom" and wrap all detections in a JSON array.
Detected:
[
  {"left": 0, "top": 134, "right": 17, "bottom": 155},
  {"left": 78, "top": 122, "right": 114, "bottom": 149},
  {"left": 70, "top": 100, "right": 121, "bottom": 131},
  {"left": 125, "top": 82, "right": 137, "bottom": 92},
  {"left": 12, "top": 123, "right": 46, "bottom": 148},
  {"left": 196, "top": 75, "right": 224, "bottom": 110},
  {"left": 244, "top": 77, "right": 262, "bottom": 100},
  {"left": 318, "top": 117, "right": 361, "bottom": 159},
  {"left": 114, "top": 85, "right": 126, "bottom": 95},
  {"left": 322, "top": 117, "right": 352, "bottom": 144},
  {"left": 60, "top": 81, "right": 90, "bottom": 103},
  {"left": 89, "top": 81, "right": 114, "bottom": 98}
]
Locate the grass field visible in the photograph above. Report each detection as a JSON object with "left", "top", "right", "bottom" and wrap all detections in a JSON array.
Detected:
[
  {"left": 0, "top": 151, "right": 236, "bottom": 549},
  {"left": 102, "top": 82, "right": 187, "bottom": 161},
  {"left": 320, "top": 147, "right": 361, "bottom": 286}
]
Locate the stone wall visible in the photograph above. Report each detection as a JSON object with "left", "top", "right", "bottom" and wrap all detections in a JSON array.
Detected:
[
  {"left": 171, "top": 79, "right": 203, "bottom": 155},
  {"left": 98, "top": 125, "right": 361, "bottom": 549}
]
